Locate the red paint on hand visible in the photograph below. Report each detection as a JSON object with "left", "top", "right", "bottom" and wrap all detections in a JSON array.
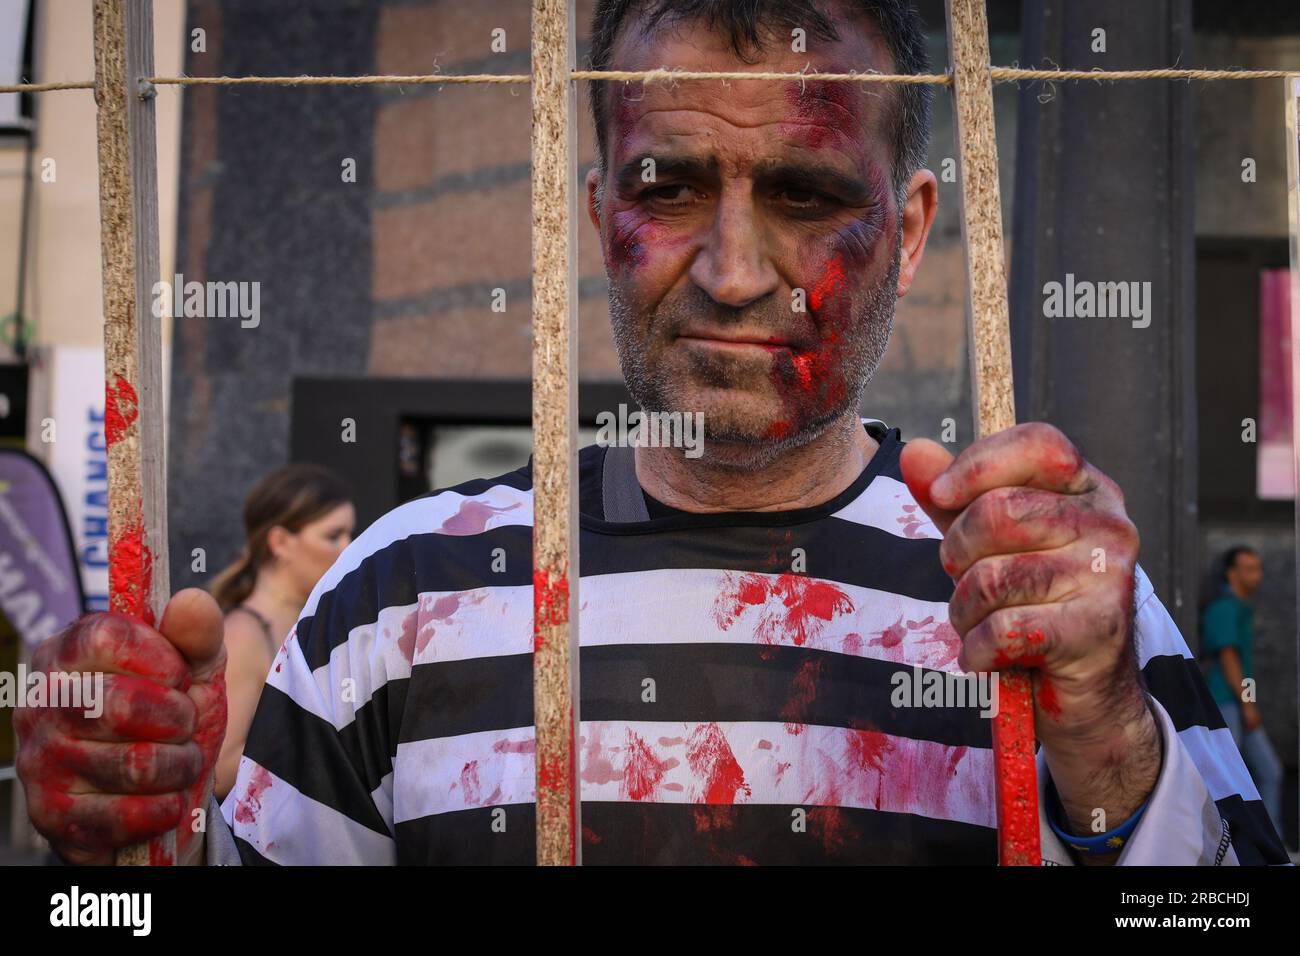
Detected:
[
  {"left": 1036, "top": 673, "right": 1062, "bottom": 721},
  {"left": 177, "top": 667, "right": 225, "bottom": 858},
  {"left": 994, "top": 629, "right": 1048, "bottom": 669},
  {"left": 19, "top": 594, "right": 228, "bottom": 867}
]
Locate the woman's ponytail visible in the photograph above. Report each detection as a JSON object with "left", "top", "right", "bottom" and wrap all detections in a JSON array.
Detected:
[{"left": 210, "top": 547, "right": 258, "bottom": 612}]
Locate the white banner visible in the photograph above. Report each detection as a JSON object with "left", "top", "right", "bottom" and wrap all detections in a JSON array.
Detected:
[
  {"left": 45, "top": 347, "right": 109, "bottom": 613},
  {"left": 0, "top": 0, "right": 31, "bottom": 130}
]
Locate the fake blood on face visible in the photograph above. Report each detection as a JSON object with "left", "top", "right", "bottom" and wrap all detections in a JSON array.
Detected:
[
  {"left": 765, "top": 193, "right": 888, "bottom": 438},
  {"left": 607, "top": 220, "right": 647, "bottom": 272},
  {"left": 765, "top": 251, "right": 850, "bottom": 437},
  {"left": 607, "top": 213, "right": 694, "bottom": 277},
  {"left": 808, "top": 255, "right": 847, "bottom": 312},
  {"left": 763, "top": 76, "right": 892, "bottom": 437},
  {"left": 781, "top": 81, "right": 862, "bottom": 155}
]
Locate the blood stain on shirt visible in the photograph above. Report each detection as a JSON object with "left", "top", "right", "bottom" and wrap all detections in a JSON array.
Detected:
[
  {"left": 780, "top": 658, "right": 824, "bottom": 735},
  {"left": 395, "top": 591, "right": 487, "bottom": 663},
  {"left": 686, "top": 723, "right": 752, "bottom": 804},
  {"left": 622, "top": 729, "right": 672, "bottom": 801},
  {"left": 395, "top": 610, "right": 418, "bottom": 663},
  {"left": 897, "top": 502, "right": 933, "bottom": 539},
  {"left": 492, "top": 737, "right": 535, "bottom": 755},
  {"left": 438, "top": 498, "right": 522, "bottom": 536},
  {"left": 810, "top": 806, "right": 859, "bottom": 855},
  {"left": 870, "top": 615, "right": 961, "bottom": 670},
  {"left": 871, "top": 615, "right": 907, "bottom": 649},
  {"left": 847, "top": 728, "right": 894, "bottom": 775},
  {"left": 713, "top": 572, "right": 854, "bottom": 646},
  {"left": 234, "top": 765, "right": 273, "bottom": 826},
  {"left": 579, "top": 723, "right": 621, "bottom": 787},
  {"left": 460, "top": 760, "right": 482, "bottom": 804}
]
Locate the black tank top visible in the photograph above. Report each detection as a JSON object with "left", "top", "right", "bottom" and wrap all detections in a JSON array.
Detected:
[{"left": 229, "top": 604, "right": 275, "bottom": 646}]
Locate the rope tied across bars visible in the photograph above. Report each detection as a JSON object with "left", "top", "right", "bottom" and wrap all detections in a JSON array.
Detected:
[{"left": 3, "top": 64, "right": 1297, "bottom": 95}]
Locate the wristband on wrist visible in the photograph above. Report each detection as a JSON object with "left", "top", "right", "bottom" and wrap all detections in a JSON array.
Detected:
[{"left": 1045, "top": 778, "right": 1150, "bottom": 856}]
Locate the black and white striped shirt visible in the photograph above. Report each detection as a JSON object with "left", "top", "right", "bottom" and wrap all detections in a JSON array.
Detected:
[{"left": 215, "top": 424, "right": 1287, "bottom": 865}]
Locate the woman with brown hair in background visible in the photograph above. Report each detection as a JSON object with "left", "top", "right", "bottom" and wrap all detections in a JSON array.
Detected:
[{"left": 209, "top": 463, "right": 355, "bottom": 799}]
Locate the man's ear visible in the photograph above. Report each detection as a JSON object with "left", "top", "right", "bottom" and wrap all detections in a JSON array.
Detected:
[
  {"left": 586, "top": 166, "right": 604, "bottom": 233},
  {"left": 896, "top": 168, "right": 938, "bottom": 299}
]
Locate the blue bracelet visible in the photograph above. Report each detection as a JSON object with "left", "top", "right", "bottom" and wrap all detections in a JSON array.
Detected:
[{"left": 1045, "top": 779, "right": 1150, "bottom": 856}]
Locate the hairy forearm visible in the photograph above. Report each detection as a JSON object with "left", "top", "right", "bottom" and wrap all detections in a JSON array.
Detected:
[{"left": 1039, "top": 676, "right": 1163, "bottom": 866}]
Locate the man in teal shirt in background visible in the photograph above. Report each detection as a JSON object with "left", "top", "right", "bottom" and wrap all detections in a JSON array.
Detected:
[{"left": 1201, "top": 546, "right": 1284, "bottom": 838}]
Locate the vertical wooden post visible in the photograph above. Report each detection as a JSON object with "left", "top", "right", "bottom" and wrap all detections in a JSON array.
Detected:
[
  {"left": 93, "top": 0, "right": 171, "bottom": 866},
  {"left": 945, "top": 0, "right": 1040, "bottom": 865},
  {"left": 530, "top": 0, "right": 581, "bottom": 865}
]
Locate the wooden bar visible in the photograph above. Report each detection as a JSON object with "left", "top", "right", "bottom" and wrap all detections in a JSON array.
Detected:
[
  {"left": 93, "top": 0, "right": 172, "bottom": 866},
  {"left": 529, "top": 0, "right": 581, "bottom": 866},
  {"left": 944, "top": 0, "right": 1040, "bottom": 866}
]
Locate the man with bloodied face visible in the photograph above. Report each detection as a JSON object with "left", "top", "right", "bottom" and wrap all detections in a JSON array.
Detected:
[
  {"left": 15, "top": 0, "right": 1289, "bottom": 866},
  {"left": 595, "top": 4, "right": 908, "bottom": 476}
]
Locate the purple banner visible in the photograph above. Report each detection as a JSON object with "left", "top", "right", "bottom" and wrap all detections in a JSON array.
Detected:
[{"left": 0, "top": 448, "right": 84, "bottom": 649}]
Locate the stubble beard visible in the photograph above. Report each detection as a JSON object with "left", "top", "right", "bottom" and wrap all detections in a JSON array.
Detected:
[{"left": 606, "top": 235, "right": 902, "bottom": 472}]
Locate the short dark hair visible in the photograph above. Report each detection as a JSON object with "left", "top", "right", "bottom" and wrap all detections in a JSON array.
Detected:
[
  {"left": 1221, "top": 545, "right": 1257, "bottom": 581},
  {"left": 587, "top": 0, "right": 933, "bottom": 208}
]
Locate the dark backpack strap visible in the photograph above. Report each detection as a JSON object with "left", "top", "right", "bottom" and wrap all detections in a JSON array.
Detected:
[{"left": 600, "top": 444, "right": 650, "bottom": 523}]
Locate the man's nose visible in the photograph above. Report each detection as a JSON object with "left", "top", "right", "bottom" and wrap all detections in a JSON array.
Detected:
[{"left": 689, "top": 191, "right": 779, "bottom": 309}]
